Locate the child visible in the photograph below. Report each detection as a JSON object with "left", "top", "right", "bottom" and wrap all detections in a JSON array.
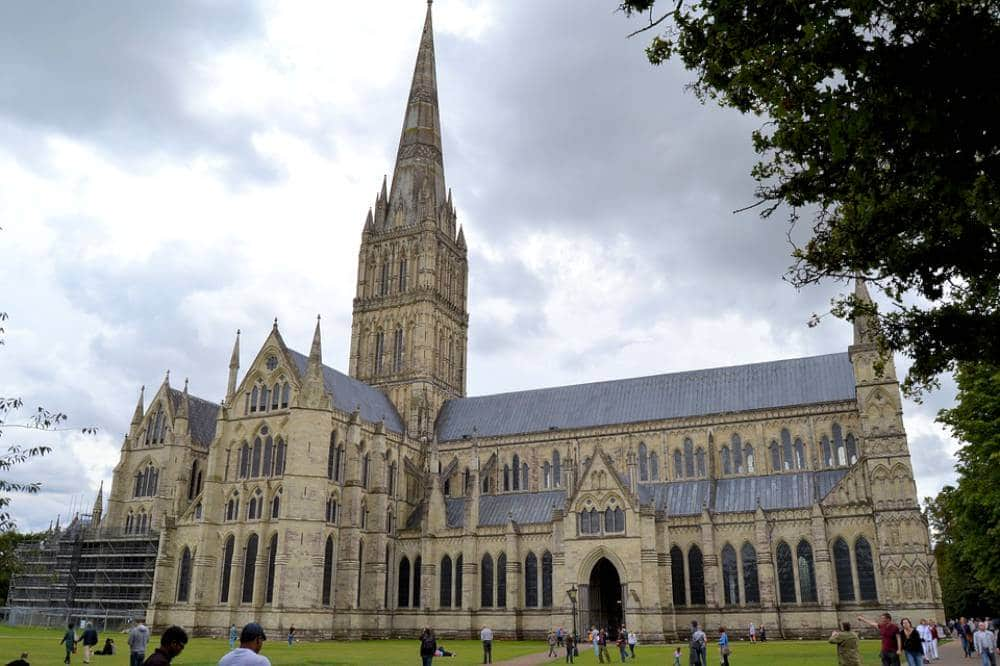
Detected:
[{"left": 673, "top": 646, "right": 682, "bottom": 666}]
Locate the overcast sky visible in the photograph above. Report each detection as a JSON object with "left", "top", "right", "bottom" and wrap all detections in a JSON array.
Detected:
[{"left": 0, "top": 0, "right": 960, "bottom": 532}]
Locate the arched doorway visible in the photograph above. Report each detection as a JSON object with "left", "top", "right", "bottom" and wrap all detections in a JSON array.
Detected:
[{"left": 588, "top": 557, "right": 623, "bottom": 632}]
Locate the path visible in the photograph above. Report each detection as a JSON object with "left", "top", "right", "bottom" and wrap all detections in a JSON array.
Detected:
[{"left": 934, "top": 638, "right": 987, "bottom": 666}]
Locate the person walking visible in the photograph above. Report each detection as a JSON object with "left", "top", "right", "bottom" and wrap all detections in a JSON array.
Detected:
[
  {"left": 961, "top": 618, "right": 974, "bottom": 658},
  {"left": 59, "top": 623, "right": 76, "bottom": 665},
  {"left": 748, "top": 622, "right": 756, "bottom": 644},
  {"left": 627, "top": 629, "right": 637, "bottom": 659},
  {"left": 127, "top": 619, "right": 151, "bottom": 666},
  {"left": 141, "top": 626, "right": 188, "bottom": 666},
  {"left": 548, "top": 631, "right": 558, "bottom": 658},
  {"left": 80, "top": 622, "right": 98, "bottom": 664},
  {"left": 689, "top": 621, "right": 707, "bottom": 666},
  {"left": 591, "top": 627, "right": 600, "bottom": 660},
  {"left": 899, "top": 618, "right": 925, "bottom": 666},
  {"left": 419, "top": 628, "right": 437, "bottom": 666},
  {"left": 829, "top": 622, "right": 863, "bottom": 666},
  {"left": 286, "top": 627, "right": 294, "bottom": 647},
  {"left": 616, "top": 626, "right": 628, "bottom": 663},
  {"left": 228, "top": 625, "right": 238, "bottom": 650},
  {"left": 719, "top": 627, "right": 731, "bottom": 666},
  {"left": 917, "top": 619, "right": 932, "bottom": 663},
  {"left": 557, "top": 626, "right": 564, "bottom": 648},
  {"left": 564, "top": 632, "right": 576, "bottom": 664},
  {"left": 759, "top": 625, "right": 767, "bottom": 642},
  {"left": 218, "top": 623, "right": 270, "bottom": 665},
  {"left": 974, "top": 621, "right": 998, "bottom": 666},
  {"left": 929, "top": 621, "right": 940, "bottom": 661},
  {"left": 597, "top": 628, "right": 610, "bottom": 664},
  {"left": 480, "top": 625, "right": 493, "bottom": 664},
  {"left": 857, "top": 613, "right": 902, "bottom": 666}
]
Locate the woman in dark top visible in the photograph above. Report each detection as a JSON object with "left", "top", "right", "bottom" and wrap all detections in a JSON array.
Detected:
[
  {"left": 899, "top": 618, "right": 924, "bottom": 666},
  {"left": 419, "top": 627, "right": 437, "bottom": 666}
]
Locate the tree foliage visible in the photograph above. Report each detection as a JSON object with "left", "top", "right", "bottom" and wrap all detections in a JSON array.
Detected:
[
  {"left": 928, "top": 361, "right": 1000, "bottom": 608},
  {"left": 620, "top": 0, "right": 1000, "bottom": 395}
]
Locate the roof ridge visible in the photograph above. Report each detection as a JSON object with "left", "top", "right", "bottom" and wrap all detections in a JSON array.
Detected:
[
  {"left": 167, "top": 387, "right": 220, "bottom": 408},
  {"left": 453, "top": 351, "right": 849, "bottom": 402}
]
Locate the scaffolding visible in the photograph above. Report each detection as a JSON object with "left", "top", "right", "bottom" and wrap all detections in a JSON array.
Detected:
[{"left": 3, "top": 515, "right": 159, "bottom": 631}]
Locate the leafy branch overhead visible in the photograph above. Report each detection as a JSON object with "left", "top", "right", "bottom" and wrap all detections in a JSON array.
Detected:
[{"left": 620, "top": 0, "right": 1000, "bottom": 395}]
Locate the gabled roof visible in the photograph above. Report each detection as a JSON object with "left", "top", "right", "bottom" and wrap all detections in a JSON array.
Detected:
[
  {"left": 167, "top": 389, "right": 219, "bottom": 447},
  {"left": 436, "top": 352, "right": 856, "bottom": 441},
  {"left": 287, "top": 350, "right": 404, "bottom": 433}
]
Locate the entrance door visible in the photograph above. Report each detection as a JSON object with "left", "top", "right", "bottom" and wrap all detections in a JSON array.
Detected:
[{"left": 588, "top": 557, "right": 623, "bottom": 632}]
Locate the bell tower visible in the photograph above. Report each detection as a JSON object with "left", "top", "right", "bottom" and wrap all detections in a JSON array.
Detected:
[{"left": 349, "top": 1, "right": 468, "bottom": 436}]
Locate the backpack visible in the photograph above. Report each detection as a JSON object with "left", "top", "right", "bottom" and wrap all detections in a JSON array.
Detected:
[{"left": 421, "top": 636, "right": 435, "bottom": 653}]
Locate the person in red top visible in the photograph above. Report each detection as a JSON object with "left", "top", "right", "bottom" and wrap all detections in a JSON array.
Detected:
[{"left": 858, "top": 613, "right": 902, "bottom": 666}]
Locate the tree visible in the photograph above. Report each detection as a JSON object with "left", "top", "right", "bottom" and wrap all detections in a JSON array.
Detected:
[
  {"left": 0, "top": 530, "right": 41, "bottom": 606},
  {"left": 620, "top": 0, "right": 1000, "bottom": 395},
  {"left": 933, "top": 361, "right": 1000, "bottom": 603}
]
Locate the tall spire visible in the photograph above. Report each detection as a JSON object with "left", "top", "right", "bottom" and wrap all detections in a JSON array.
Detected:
[
  {"left": 226, "top": 329, "right": 240, "bottom": 403},
  {"left": 308, "top": 315, "right": 323, "bottom": 370},
  {"left": 853, "top": 275, "right": 875, "bottom": 345},
  {"left": 386, "top": 1, "right": 446, "bottom": 228},
  {"left": 91, "top": 481, "right": 104, "bottom": 526},
  {"left": 131, "top": 385, "right": 145, "bottom": 427}
]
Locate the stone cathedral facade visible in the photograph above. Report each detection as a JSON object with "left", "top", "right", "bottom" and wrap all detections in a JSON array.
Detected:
[{"left": 101, "top": 4, "right": 942, "bottom": 639}]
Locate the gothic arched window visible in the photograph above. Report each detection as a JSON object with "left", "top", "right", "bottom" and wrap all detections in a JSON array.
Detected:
[
  {"left": 398, "top": 258, "right": 408, "bottom": 292},
  {"left": 821, "top": 435, "right": 833, "bottom": 468},
  {"left": 542, "top": 551, "right": 553, "bottom": 607},
  {"left": 769, "top": 441, "right": 781, "bottom": 472},
  {"left": 281, "top": 382, "right": 290, "bottom": 408},
  {"left": 684, "top": 438, "right": 695, "bottom": 477},
  {"left": 503, "top": 465, "right": 510, "bottom": 492},
  {"left": 670, "top": 545, "right": 686, "bottom": 606},
  {"left": 649, "top": 451, "right": 659, "bottom": 480},
  {"left": 845, "top": 433, "right": 859, "bottom": 465},
  {"left": 524, "top": 552, "right": 538, "bottom": 607},
  {"left": 741, "top": 542, "right": 760, "bottom": 604},
  {"left": 856, "top": 536, "right": 878, "bottom": 601},
  {"left": 312, "top": 536, "right": 331, "bottom": 607},
  {"left": 721, "top": 446, "right": 732, "bottom": 475},
  {"left": 412, "top": 556, "right": 422, "bottom": 608},
  {"left": 274, "top": 438, "right": 286, "bottom": 476},
  {"left": 832, "top": 422, "right": 845, "bottom": 465},
  {"left": 781, "top": 429, "right": 793, "bottom": 470},
  {"left": 797, "top": 540, "right": 818, "bottom": 603},
  {"left": 251, "top": 436, "right": 262, "bottom": 477},
  {"left": 455, "top": 554, "right": 464, "bottom": 608},
  {"left": 250, "top": 386, "right": 259, "bottom": 413},
  {"left": 239, "top": 441, "right": 251, "bottom": 479},
  {"left": 327, "top": 434, "right": 339, "bottom": 480},
  {"left": 220, "top": 535, "right": 235, "bottom": 603},
  {"left": 638, "top": 442, "right": 649, "bottom": 481},
  {"left": 688, "top": 546, "right": 705, "bottom": 605},
  {"left": 695, "top": 448, "right": 706, "bottom": 477},
  {"left": 732, "top": 434, "right": 743, "bottom": 473},
  {"left": 397, "top": 556, "right": 410, "bottom": 607},
  {"left": 512, "top": 455, "right": 520, "bottom": 491},
  {"left": 480, "top": 553, "right": 493, "bottom": 607},
  {"left": 242, "top": 533, "right": 259, "bottom": 604},
  {"left": 374, "top": 331, "right": 385, "bottom": 374},
  {"left": 776, "top": 541, "right": 796, "bottom": 603},
  {"left": 270, "top": 492, "right": 280, "bottom": 519},
  {"left": 543, "top": 462, "right": 551, "bottom": 488},
  {"left": 722, "top": 544, "right": 739, "bottom": 605},
  {"left": 326, "top": 497, "right": 337, "bottom": 524},
  {"left": 521, "top": 462, "right": 529, "bottom": 490},
  {"left": 673, "top": 450, "right": 683, "bottom": 479},
  {"left": 188, "top": 460, "right": 200, "bottom": 500},
  {"left": 176, "top": 547, "right": 192, "bottom": 602},
  {"left": 793, "top": 437, "right": 806, "bottom": 469},
  {"left": 271, "top": 383, "right": 280, "bottom": 410},
  {"left": 614, "top": 507, "right": 625, "bottom": 532},
  {"left": 833, "top": 537, "right": 855, "bottom": 601},
  {"left": 553, "top": 450, "right": 561, "bottom": 487},
  {"left": 744, "top": 444, "right": 755, "bottom": 472},
  {"left": 604, "top": 507, "right": 615, "bottom": 533},
  {"left": 440, "top": 555, "right": 453, "bottom": 608},
  {"left": 265, "top": 533, "right": 278, "bottom": 604},
  {"left": 497, "top": 552, "right": 507, "bottom": 608}
]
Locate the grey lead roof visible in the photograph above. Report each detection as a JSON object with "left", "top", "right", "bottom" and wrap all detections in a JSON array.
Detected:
[
  {"left": 287, "top": 350, "right": 404, "bottom": 433},
  {"left": 167, "top": 389, "right": 219, "bottom": 447},
  {"left": 414, "top": 470, "right": 846, "bottom": 529},
  {"left": 436, "top": 352, "right": 856, "bottom": 441}
]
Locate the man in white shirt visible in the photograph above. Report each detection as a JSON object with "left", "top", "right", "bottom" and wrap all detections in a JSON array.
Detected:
[
  {"left": 218, "top": 623, "right": 271, "bottom": 666},
  {"left": 974, "top": 622, "right": 998, "bottom": 666},
  {"left": 481, "top": 625, "right": 494, "bottom": 664}
]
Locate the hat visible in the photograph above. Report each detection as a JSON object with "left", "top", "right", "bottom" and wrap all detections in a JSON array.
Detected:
[{"left": 240, "top": 623, "right": 267, "bottom": 642}]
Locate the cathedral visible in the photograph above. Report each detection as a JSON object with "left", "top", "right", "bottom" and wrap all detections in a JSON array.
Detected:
[{"left": 99, "top": 4, "right": 941, "bottom": 639}]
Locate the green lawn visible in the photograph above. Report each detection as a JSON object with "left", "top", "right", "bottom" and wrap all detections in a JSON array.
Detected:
[{"left": 0, "top": 625, "right": 891, "bottom": 665}]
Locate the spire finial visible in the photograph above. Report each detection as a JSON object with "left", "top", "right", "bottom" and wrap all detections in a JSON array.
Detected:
[
  {"left": 273, "top": 317, "right": 279, "bottom": 330},
  {"left": 226, "top": 329, "right": 241, "bottom": 403},
  {"left": 164, "top": 369, "right": 170, "bottom": 384}
]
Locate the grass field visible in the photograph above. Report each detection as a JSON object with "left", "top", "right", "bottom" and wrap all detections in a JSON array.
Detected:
[{"left": 0, "top": 625, "right": 889, "bottom": 665}]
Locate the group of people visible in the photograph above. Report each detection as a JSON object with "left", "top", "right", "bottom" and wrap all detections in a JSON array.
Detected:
[
  {"left": 54, "top": 619, "right": 186, "bottom": 666},
  {"left": 951, "top": 617, "right": 1000, "bottom": 665},
  {"left": 583, "top": 625, "right": 639, "bottom": 663},
  {"left": 847, "top": 612, "right": 998, "bottom": 666}
]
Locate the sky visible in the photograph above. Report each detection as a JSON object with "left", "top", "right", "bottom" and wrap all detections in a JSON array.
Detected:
[{"left": 0, "top": 0, "right": 960, "bottom": 532}]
